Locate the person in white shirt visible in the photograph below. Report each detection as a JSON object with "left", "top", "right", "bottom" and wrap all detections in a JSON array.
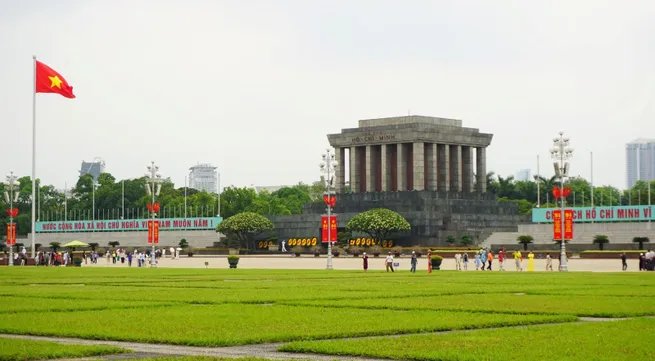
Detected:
[
  {"left": 454, "top": 253, "right": 462, "bottom": 270},
  {"left": 385, "top": 252, "right": 395, "bottom": 272},
  {"left": 281, "top": 240, "right": 287, "bottom": 252}
]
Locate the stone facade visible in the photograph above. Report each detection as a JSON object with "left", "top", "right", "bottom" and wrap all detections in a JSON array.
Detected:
[
  {"left": 327, "top": 116, "right": 492, "bottom": 193},
  {"left": 266, "top": 116, "right": 520, "bottom": 246},
  {"left": 267, "top": 191, "right": 521, "bottom": 246}
]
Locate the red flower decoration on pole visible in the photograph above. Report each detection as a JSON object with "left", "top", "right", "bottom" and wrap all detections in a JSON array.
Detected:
[
  {"left": 5, "top": 208, "right": 18, "bottom": 217},
  {"left": 552, "top": 187, "right": 561, "bottom": 199},
  {"left": 323, "top": 195, "right": 336, "bottom": 207}
]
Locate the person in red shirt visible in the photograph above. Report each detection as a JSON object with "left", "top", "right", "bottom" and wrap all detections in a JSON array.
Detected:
[{"left": 498, "top": 248, "right": 506, "bottom": 271}]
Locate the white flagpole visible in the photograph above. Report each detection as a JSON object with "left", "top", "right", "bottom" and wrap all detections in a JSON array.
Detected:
[
  {"left": 590, "top": 151, "right": 594, "bottom": 208},
  {"left": 536, "top": 155, "right": 540, "bottom": 208},
  {"left": 121, "top": 180, "right": 125, "bottom": 219},
  {"left": 31, "top": 55, "right": 37, "bottom": 258}
]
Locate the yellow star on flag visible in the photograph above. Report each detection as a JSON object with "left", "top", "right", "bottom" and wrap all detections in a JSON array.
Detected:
[{"left": 49, "top": 75, "right": 62, "bottom": 89}]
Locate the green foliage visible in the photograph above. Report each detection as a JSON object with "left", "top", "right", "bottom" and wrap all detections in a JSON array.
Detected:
[
  {"left": 0, "top": 337, "right": 127, "bottom": 361},
  {"left": 227, "top": 255, "right": 239, "bottom": 261},
  {"left": 460, "top": 235, "right": 473, "bottom": 246},
  {"left": 445, "top": 235, "right": 456, "bottom": 245},
  {"left": 108, "top": 241, "right": 120, "bottom": 248},
  {"left": 216, "top": 212, "right": 274, "bottom": 250},
  {"left": 49, "top": 242, "right": 60, "bottom": 252},
  {"left": 633, "top": 236, "right": 650, "bottom": 250},
  {"left": 280, "top": 319, "right": 655, "bottom": 361},
  {"left": 179, "top": 239, "right": 189, "bottom": 249},
  {"left": 517, "top": 235, "right": 534, "bottom": 251},
  {"left": 88, "top": 242, "right": 99, "bottom": 251},
  {"left": 346, "top": 208, "right": 410, "bottom": 244},
  {"left": 593, "top": 234, "right": 610, "bottom": 250}
]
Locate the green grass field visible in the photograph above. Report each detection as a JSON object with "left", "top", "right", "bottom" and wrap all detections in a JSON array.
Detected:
[
  {"left": 0, "top": 337, "right": 127, "bottom": 361},
  {"left": 0, "top": 267, "right": 653, "bottom": 360}
]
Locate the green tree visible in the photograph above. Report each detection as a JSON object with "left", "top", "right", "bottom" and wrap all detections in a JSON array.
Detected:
[
  {"left": 517, "top": 235, "right": 534, "bottom": 251},
  {"left": 216, "top": 212, "right": 274, "bottom": 250},
  {"left": 346, "top": 208, "right": 411, "bottom": 245},
  {"left": 593, "top": 234, "right": 609, "bottom": 250},
  {"left": 89, "top": 243, "right": 99, "bottom": 251},
  {"left": 445, "top": 235, "right": 456, "bottom": 246},
  {"left": 108, "top": 241, "right": 120, "bottom": 248},
  {"left": 460, "top": 235, "right": 473, "bottom": 246},
  {"left": 179, "top": 239, "right": 189, "bottom": 249},
  {"left": 633, "top": 236, "right": 650, "bottom": 250},
  {"left": 49, "top": 242, "right": 61, "bottom": 252}
]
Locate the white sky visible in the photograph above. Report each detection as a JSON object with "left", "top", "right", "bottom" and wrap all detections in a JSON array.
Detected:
[{"left": 1, "top": 0, "right": 654, "bottom": 190}]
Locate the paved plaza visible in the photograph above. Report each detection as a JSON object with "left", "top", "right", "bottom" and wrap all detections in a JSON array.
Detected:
[{"left": 82, "top": 254, "right": 637, "bottom": 272}]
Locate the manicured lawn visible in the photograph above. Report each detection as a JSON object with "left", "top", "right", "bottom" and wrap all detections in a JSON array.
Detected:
[
  {"left": 0, "top": 296, "right": 174, "bottom": 313},
  {"left": 279, "top": 318, "right": 655, "bottom": 361},
  {"left": 0, "top": 337, "right": 126, "bottom": 361},
  {"left": 281, "top": 293, "right": 655, "bottom": 317},
  {"left": 0, "top": 303, "right": 573, "bottom": 346}
]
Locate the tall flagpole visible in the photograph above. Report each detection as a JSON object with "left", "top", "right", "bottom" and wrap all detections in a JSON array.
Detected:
[
  {"left": 31, "top": 55, "right": 37, "bottom": 258},
  {"left": 121, "top": 180, "right": 125, "bottom": 219},
  {"left": 590, "top": 151, "right": 594, "bottom": 208}
]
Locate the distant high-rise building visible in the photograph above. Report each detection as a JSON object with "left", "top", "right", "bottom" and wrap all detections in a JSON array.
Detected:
[
  {"left": 189, "top": 163, "right": 218, "bottom": 193},
  {"left": 626, "top": 139, "right": 655, "bottom": 188},
  {"left": 80, "top": 159, "right": 106, "bottom": 182},
  {"left": 515, "top": 169, "right": 532, "bottom": 182}
]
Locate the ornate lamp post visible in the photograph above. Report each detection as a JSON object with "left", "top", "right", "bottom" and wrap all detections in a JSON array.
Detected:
[
  {"left": 320, "top": 149, "right": 338, "bottom": 270},
  {"left": 551, "top": 132, "right": 573, "bottom": 271},
  {"left": 3, "top": 172, "right": 20, "bottom": 266},
  {"left": 145, "top": 161, "right": 163, "bottom": 268}
]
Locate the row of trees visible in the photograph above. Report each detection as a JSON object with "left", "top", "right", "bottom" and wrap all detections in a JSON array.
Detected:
[
  {"left": 488, "top": 172, "right": 655, "bottom": 215},
  {"left": 0, "top": 172, "right": 325, "bottom": 236},
  {"left": 2, "top": 170, "right": 651, "bottom": 237},
  {"left": 216, "top": 208, "right": 412, "bottom": 251}
]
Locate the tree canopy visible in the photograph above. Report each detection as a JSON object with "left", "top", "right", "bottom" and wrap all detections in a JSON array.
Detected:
[
  {"left": 216, "top": 212, "right": 274, "bottom": 250},
  {"left": 346, "top": 208, "right": 411, "bottom": 243},
  {"left": 0, "top": 171, "right": 324, "bottom": 235}
]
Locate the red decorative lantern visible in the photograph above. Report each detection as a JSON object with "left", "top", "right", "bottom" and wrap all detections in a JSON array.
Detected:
[{"left": 323, "top": 195, "right": 336, "bottom": 207}]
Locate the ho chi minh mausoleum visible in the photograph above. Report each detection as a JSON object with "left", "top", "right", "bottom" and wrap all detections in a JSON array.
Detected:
[{"left": 268, "top": 116, "right": 522, "bottom": 246}]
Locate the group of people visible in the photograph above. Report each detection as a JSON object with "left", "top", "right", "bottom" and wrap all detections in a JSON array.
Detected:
[{"left": 638, "top": 250, "right": 655, "bottom": 271}]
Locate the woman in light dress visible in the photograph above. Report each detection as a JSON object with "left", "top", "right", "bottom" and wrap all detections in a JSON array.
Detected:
[{"left": 527, "top": 251, "right": 535, "bottom": 272}]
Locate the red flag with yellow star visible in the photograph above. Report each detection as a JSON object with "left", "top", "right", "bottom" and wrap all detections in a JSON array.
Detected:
[{"left": 35, "top": 60, "right": 75, "bottom": 99}]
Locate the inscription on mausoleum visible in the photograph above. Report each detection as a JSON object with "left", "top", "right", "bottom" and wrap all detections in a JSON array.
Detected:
[{"left": 350, "top": 132, "right": 397, "bottom": 144}]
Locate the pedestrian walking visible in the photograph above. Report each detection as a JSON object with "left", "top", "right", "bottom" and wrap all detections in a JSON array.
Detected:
[
  {"left": 427, "top": 250, "right": 432, "bottom": 273},
  {"left": 462, "top": 252, "right": 469, "bottom": 270},
  {"left": 385, "top": 252, "right": 394, "bottom": 272},
  {"left": 621, "top": 252, "right": 627, "bottom": 271},
  {"left": 487, "top": 250, "right": 493, "bottom": 270},
  {"left": 362, "top": 252, "right": 368, "bottom": 272},
  {"left": 410, "top": 251, "right": 417, "bottom": 273},
  {"left": 454, "top": 253, "right": 462, "bottom": 270}
]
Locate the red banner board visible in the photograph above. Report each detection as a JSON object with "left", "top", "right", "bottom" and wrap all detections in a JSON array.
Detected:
[
  {"left": 564, "top": 209, "right": 573, "bottom": 240},
  {"left": 321, "top": 215, "right": 337, "bottom": 243},
  {"left": 153, "top": 220, "right": 159, "bottom": 244},
  {"left": 553, "top": 210, "right": 574, "bottom": 240},
  {"left": 147, "top": 220, "right": 153, "bottom": 244},
  {"left": 553, "top": 210, "right": 562, "bottom": 240},
  {"left": 6, "top": 224, "right": 16, "bottom": 245}
]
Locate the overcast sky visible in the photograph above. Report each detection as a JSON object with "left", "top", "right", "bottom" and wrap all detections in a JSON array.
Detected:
[{"left": 1, "top": 0, "right": 654, "bottom": 191}]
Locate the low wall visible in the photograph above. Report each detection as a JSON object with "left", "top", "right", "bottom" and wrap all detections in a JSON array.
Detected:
[{"left": 18, "top": 230, "right": 222, "bottom": 248}]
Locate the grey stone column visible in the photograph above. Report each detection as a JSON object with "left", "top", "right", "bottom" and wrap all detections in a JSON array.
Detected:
[
  {"left": 335, "top": 147, "right": 346, "bottom": 193},
  {"left": 366, "top": 145, "right": 375, "bottom": 192},
  {"left": 476, "top": 147, "right": 487, "bottom": 193},
  {"left": 349, "top": 146, "right": 359, "bottom": 192},
  {"left": 461, "top": 146, "right": 474, "bottom": 192},
  {"left": 437, "top": 144, "right": 450, "bottom": 191},
  {"left": 397, "top": 143, "right": 406, "bottom": 191},
  {"left": 412, "top": 142, "right": 425, "bottom": 190},
  {"left": 449, "top": 145, "right": 462, "bottom": 192},
  {"left": 426, "top": 143, "right": 437, "bottom": 190},
  {"left": 381, "top": 144, "right": 391, "bottom": 192}
]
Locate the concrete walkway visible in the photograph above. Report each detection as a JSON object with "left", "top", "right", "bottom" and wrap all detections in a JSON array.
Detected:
[{"left": 81, "top": 255, "right": 640, "bottom": 272}]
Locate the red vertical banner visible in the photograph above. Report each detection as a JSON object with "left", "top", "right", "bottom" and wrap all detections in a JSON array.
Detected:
[
  {"left": 6, "top": 224, "right": 16, "bottom": 245},
  {"left": 552, "top": 210, "right": 562, "bottom": 241},
  {"left": 564, "top": 209, "right": 574, "bottom": 240},
  {"left": 153, "top": 220, "right": 160, "bottom": 244},
  {"left": 147, "top": 220, "right": 153, "bottom": 244},
  {"left": 329, "top": 216, "right": 337, "bottom": 241},
  {"left": 321, "top": 216, "right": 329, "bottom": 242}
]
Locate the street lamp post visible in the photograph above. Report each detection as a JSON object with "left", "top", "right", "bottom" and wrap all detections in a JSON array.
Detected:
[
  {"left": 551, "top": 132, "right": 573, "bottom": 271},
  {"left": 320, "top": 149, "right": 338, "bottom": 270},
  {"left": 3, "top": 172, "right": 20, "bottom": 267},
  {"left": 145, "top": 161, "right": 163, "bottom": 268}
]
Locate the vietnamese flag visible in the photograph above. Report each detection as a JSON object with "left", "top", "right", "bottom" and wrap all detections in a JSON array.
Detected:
[{"left": 35, "top": 60, "right": 75, "bottom": 99}]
